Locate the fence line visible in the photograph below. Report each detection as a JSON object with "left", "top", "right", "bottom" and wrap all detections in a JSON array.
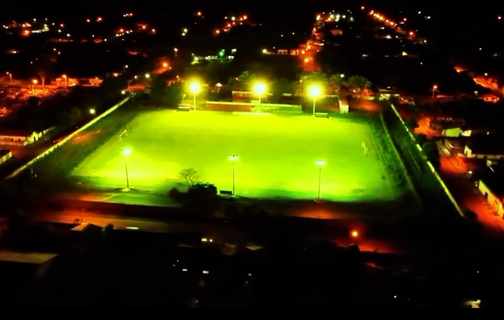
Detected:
[
  {"left": 6, "top": 96, "right": 130, "bottom": 179},
  {"left": 378, "top": 113, "right": 423, "bottom": 209},
  {"left": 389, "top": 103, "right": 465, "bottom": 218}
]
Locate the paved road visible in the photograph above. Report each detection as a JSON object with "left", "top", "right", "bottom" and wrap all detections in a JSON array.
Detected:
[
  {"left": 35, "top": 209, "right": 199, "bottom": 234},
  {"left": 473, "top": 76, "right": 503, "bottom": 97},
  {"left": 436, "top": 141, "right": 504, "bottom": 236},
  {"left": 0, "top": 140, "right": 54, "bottom": 178},
  {"left": 37, "top": 211, "right": 174, "bottom": 233},
  {"left": 31, "top": 210, "right": 405, "bottom": 254}
]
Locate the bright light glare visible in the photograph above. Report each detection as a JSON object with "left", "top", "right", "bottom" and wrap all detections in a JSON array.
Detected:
[
  {"left": 308, "top": 85, "right": 322, "bottom": 98},
  {"left": 122, "top": 148, "right": 131, "bottom": 156},
  {"left": 189, "top": 82, "right": 200, "bottom": 93},
  {"left": 315, "top": 160, "right": 325, "bottom": 166},
  {"left": 229, "top": 154, "right": 239, "bottom": 161},
  {"left": 254, "top": 83, "right": 266, "bottom": 94},
  {"left": 351, "top": 230, "right": 359, "bottom": 238}
]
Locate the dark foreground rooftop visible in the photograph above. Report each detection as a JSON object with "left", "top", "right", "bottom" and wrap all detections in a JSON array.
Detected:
[{"left": 0, "top": 225, "right": 484, "bottom": 308}]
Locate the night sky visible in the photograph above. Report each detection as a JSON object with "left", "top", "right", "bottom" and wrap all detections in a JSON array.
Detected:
[{"left": 0, "top": 1, "right": 499, "bottom": 22}]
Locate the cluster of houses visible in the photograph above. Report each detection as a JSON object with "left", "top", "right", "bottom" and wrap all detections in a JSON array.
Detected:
[
  {"left": 423, "top": 107, "right": 504, "bottom": 217},
  {"left": 0, "top": 128, "right": 54, "bottom": 167}
]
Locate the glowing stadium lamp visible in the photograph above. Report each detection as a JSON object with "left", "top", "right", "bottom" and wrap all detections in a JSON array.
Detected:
[
  {"left": 189, "top": 81, "right": 201, "bottom": 110},
  {"left": 315, "top": 160, "right": 326, "bottom": 201},
  {"left": 308, "top": 85, "right": 322, "bottom": 116},
  {"left": 229, "top": 155, "right": 239, "bottom": 195},
  {"left": 253, "top": 82, "right": 266, "bottom": 113},
  {"left": 89, "top": 108, "right": 95, "bottom": 115},
  {"left": 121, "top": 148, "right": 131, "bottom": 189}
]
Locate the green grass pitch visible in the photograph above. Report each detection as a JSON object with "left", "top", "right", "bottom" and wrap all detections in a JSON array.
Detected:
[{"left": 71, "top": 111, "right": 398, "bottom": 202}]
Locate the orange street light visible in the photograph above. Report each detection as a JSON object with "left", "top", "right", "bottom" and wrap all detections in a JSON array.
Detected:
[{"left": 32, "top": 79, "right": 38, "bottom": 84}]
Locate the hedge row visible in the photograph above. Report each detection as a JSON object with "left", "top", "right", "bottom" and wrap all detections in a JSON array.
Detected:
[{"left": 368, "top": 115, "right": 407, "bottom": 189}]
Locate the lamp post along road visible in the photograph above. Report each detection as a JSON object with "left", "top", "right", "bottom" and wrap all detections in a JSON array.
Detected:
[
  {"left": 229, "top": 155, "right": 239, "bottom": 195},
  {"left": 122, "top": 148, "right": 131, "bottom": 189},
  {"left": 315, "top": 160, "right": 325, "bottom": 201}
]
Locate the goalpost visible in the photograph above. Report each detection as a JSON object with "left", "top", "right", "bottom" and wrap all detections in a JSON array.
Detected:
[
  {"left": 119, "top": 129, "right": 128, "bottom": 142},
  {"left": 361, "top": 142, "right": 369, "bottom": 155}
]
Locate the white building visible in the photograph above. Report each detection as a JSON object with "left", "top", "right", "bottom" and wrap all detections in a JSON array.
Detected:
[{"left": 0, "top": 129, "right": 45, "bottom": 146}]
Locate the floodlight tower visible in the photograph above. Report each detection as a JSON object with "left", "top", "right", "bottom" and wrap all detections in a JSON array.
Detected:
[
  {"left": 308, "top": 85, "right": 322, "bottom": 116},
  {"left": 229, "top": 155, "right": 239, "bottom": 195},
  {"left": 189, "top": 81, "right": 201, "bottom": 110},
  {"left": 121, "top": 148, "right": 131, "bottom": 189},
  {"left": 315, "top": 160, "right": 325, "bottom": 201},
  {"left": 253, "top": 83, "right": 266, "bottom": 112}
]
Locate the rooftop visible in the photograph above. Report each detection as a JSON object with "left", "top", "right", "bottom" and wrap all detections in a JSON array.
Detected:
[
  {"left": 0, "top": 250, "right": 58, "bottom": 264},
  {"left": 467, "top": 136, "right": 504, "bottom": 155},
  {"left": 0, "top": 129, "right": 35, "bottom": 137},
  {"left": 480, "top": 163, "right": 504, "bottom": 197}
]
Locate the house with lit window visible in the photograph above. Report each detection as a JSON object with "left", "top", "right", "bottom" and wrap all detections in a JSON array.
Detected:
[
  {"left": 0, "top": 129, "right": 45, "bottom": 146},
  {"left": 463, "top": 136, "right": 504, "bottom": 160},
  {"left": 476, "top": 162, "right": 504, "bottom": 217}
]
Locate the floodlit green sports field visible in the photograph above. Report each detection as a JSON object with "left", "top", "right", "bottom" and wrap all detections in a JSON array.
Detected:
[{"left": 71, "top": 111, "right": 398, "bottom": 202}]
